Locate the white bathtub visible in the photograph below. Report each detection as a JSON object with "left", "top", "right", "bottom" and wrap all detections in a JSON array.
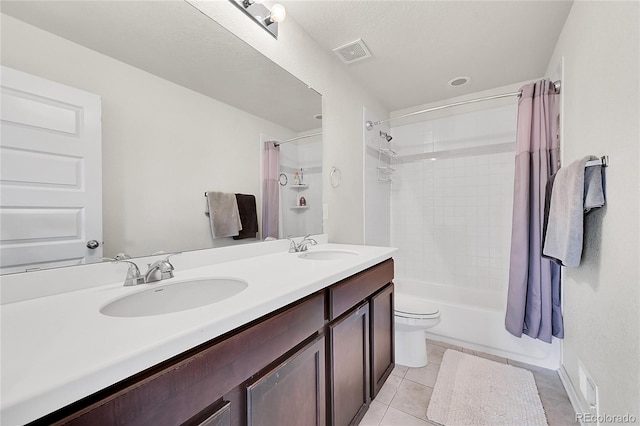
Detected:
[{"left": 395, "top": 278, "right": 561, "bottom": 369}]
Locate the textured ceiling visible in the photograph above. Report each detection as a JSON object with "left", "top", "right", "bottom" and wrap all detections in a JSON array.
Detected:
[
  {"left": 279, "top": 0, "right": 573, "bottom": 111},
  {"left": 1, "top": 1, "right": 322, "bottom": 133}
]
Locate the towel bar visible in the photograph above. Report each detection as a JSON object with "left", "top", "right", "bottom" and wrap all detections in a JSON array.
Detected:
[{"left": 585, "top": 155, "right": 608, "bottom": 168}]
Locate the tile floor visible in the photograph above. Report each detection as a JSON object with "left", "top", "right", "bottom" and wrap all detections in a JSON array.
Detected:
[{"left": 359, "top": 339, "right": 577, "bottom": 426}]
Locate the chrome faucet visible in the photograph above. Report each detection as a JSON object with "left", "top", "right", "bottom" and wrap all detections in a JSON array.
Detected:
[
  {"left": 288, "top": 235, "right": 318, "bottom": 253},
  {"left": 114, "top": 253, "right": 180, "bottom": 286},
  {"left": 118, "top": 260, "right": 145, "bottom": 286},
  {"left": 144, "top": 259, "right": 174, "bottom": 283}
]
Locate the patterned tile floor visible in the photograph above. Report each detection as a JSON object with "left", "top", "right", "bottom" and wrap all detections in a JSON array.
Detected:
[{"left": 359, "top": 339, "right": 577, "bottom": 426}]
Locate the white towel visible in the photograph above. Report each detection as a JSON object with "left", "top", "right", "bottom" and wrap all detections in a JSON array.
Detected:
[
  {"left": 542, "top": 155, "right": 605, "bottom": 267},
  {"left": 205, "top": 191, "right": 242, "bottom": 238}
]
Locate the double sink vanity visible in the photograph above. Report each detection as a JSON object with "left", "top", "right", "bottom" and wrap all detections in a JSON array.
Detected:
[{"left": 1, "top": 241, "right": 397, "bottom": 426}]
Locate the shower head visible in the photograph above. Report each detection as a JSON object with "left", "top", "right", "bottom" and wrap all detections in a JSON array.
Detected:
[{"left": 380, "top": 131, "right": 393, "bottom": 142}]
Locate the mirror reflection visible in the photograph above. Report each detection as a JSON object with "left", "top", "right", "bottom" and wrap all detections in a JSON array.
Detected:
[
  {"left": 0, "top": 1, "right": 322, "bottom": 274},
  {"left": 273, "top": 132, "right": 323, "bottom": 239}
]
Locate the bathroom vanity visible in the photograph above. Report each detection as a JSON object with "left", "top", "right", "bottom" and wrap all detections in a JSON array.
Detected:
[{"left": 1, "top": 243, "right": 395, "bottom": 426}]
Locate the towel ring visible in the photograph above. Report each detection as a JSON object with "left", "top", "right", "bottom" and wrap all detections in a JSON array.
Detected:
[
  {"left": 330, "top": 166, "right": 342, "bottom": 188},
  {"left": 279, "top": 173, "right": 288, "bottom": 186}
]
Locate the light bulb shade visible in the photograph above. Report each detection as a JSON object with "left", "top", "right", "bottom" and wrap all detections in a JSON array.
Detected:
[{"left": 269, "top": 4, "right": 286, "bottom": 23}]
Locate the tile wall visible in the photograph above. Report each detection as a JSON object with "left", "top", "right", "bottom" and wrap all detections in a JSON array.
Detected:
[{"left": 390, "top": 105, "right": 517, "bottom": 294}]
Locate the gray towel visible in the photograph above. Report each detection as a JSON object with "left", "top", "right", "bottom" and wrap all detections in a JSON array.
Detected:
[
  {"left": 584, "top": 163, "right": 605, "bottom": 212},
  {"left": 205, "top": 191, "right": 242, "bottom": 238},
  {"left": 542, "top": 155, "right": 605, "bottom": 267}
]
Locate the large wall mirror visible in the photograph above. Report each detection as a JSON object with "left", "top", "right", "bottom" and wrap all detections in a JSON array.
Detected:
[{"left": 0, "top": 1, "right": 322, "bottom": 274}]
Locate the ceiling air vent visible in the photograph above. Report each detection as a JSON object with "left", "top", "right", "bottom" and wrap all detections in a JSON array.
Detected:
[{"left": 333, "top": 39, "right": 372, "bottom": 64}]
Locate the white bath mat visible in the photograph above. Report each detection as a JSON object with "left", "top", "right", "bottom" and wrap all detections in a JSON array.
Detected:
[{"left": 427, "top": 350, "right": 547, "bottom": 426}]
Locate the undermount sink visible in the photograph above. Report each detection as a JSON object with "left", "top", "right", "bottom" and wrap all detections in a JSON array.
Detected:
[
  {"left": 100, "top": 278, "right": 248, "bottom": 317},
  {"left": 298, "top": 250, "right": 359, "bottom": 260}
]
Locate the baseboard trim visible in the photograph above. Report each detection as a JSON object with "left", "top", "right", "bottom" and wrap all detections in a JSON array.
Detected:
[{"left": 558, "top": 364, "right": 585, "bottom": 426}]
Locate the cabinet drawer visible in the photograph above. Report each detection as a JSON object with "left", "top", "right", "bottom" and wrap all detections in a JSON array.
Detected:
[
  {"left": 329, "top": 259, "right": 393, "bottom": 321},
  {"left": 47, "top": 293, "right": 325, "bottom": 426}
]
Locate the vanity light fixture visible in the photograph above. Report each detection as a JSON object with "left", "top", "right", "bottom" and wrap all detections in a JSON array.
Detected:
[{"left": 230, "top": 0, "right": 286, "bottom": 39}]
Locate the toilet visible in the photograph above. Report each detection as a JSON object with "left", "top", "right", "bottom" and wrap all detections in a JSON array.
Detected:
[{"left": 394, "top": 293, "right": 441, "bottom": 368}]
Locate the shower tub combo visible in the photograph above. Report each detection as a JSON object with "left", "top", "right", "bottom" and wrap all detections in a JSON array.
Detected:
[{"left": 395, "top": 278, "right": 560, "bottom": 369}]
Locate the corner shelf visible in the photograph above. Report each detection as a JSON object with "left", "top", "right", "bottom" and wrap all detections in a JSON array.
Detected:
[
  {"left": 377, "top": 132, "right": 395, "bottom": 183},
  {"left": 290, "top": 184, "right": 308, "bottom": 189},
  {"left": 290, "top": 206, "right": 309, "bottom": 210}
]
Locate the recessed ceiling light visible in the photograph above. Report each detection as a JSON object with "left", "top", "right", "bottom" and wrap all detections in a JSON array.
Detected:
[{"left": 448, "top": 76, "right": 471, "bottom": 87}]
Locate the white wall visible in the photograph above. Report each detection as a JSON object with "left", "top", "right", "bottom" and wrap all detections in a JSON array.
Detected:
[
  {"left": 546, "top": 1, "right": 639, "bottom": 418},
  {"left": 189, "top": 1, "right": 389, "bottom": 244},
  {"left": 1, "top": 15, "right": 297, "bottom": 257},
  {"left": 364, "top": 106, "right": 392, "bottom": 247}
]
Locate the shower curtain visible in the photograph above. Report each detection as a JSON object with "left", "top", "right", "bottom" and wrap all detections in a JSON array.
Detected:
[
  {"left": 262, "top": 141, "right": 280, "bottom": 239},
  {"left": 505, "top": 80, "right": 563, "bottom": 343}
]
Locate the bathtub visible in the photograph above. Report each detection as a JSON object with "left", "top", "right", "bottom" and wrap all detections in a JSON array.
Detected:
[{"left": 395, "top": 278, "right": 561, "bottom": 369}]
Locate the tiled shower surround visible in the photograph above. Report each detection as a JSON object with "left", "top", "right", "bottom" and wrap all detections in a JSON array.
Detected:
[{"left": 391, "top": 105, "right": 517, "bottom": 296}]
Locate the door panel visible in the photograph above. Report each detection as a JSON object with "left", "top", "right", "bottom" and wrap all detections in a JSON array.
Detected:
[
  {"left": 370, "top": 283, "right": 395, "bottom": 398},
  {"left": 247, "top": 336, "right": 325, "bottom": 426},
  {"left": 0, "top": 66, "right": 102, "bottom": 273},
  {"left": 197, "top": 401, "right": 231, "bottom": 426},
  {"left": 330, "top": 303, "right": 370, "bottom": 426}
]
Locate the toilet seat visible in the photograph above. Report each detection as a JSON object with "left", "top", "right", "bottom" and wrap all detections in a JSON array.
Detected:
[{"left": 395, "top": 294, "right": 440, "bottom": 319}]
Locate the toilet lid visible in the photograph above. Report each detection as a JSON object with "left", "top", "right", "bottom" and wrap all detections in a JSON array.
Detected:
[{"left": 395, "top": 294, "right": 440, "bottom": 319}]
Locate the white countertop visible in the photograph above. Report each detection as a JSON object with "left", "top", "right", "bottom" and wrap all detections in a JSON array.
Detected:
[{"left": 0, "top": 243, "right": 396, "bottom": 425}]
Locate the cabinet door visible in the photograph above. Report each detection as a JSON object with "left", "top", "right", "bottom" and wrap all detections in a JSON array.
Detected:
[
  {"left": 370, "top": 283, "right": 394, "bottom": 398},
  {"left": 196, "top": 401, "right": 231, "bottom": 426},
  {"left": 329, "top": 303, "right": 370, "bottom": 426},
  {"left": 246, "top": 336, "right": 326, "bottom": 426}
]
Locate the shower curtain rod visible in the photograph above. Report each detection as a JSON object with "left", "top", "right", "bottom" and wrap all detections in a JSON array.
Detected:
[
  {"left": 365, "top": 81, "right": 561, "bottom": 130},
  {"left": 273, "top": 131, "right": 322, "bottom": 146}
]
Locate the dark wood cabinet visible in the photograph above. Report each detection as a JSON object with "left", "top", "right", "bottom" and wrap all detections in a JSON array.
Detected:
[
  {"left": 370, "top": 283, "right": 394, "bottom": 398},
  {"left": 329, "top": 303, "right": 370, "bottom": 426},
  {"left": 37, "top": 293, "right": 325, "bottom": 426},
  {"left": 247, "top": 336, "right": 325, "bottom": 426},
  {"left": 197, "top": 401, "right": 231, "bottom": 426},
  {"left": 31, "top": 259, "right": 394, "bottom": 426}
]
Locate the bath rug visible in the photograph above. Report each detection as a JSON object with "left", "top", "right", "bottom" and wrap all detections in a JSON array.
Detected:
[{"left": 427, "top": 350, "right": 547, "bottom": 425}]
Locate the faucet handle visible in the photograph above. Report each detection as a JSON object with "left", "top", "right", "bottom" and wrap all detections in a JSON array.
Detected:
[
  {"left": 157, "top": 253, "right": 181, "bottom": 278},
  {"left": 298, "top": 237, "right": 318, "bottom": 252},
  {"left": 162, "top": 252, "right": 180, "bottom": 271},
  {"left": 286, "top": 236, "right": 298, "bottom": 253},
  {"left": 113, "top": 260, "right": 144, "bottom": 286}
]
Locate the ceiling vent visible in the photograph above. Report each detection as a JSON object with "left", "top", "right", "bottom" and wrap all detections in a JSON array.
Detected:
[{"left": 333, "top": 39, "right": 372, "bottom": 64}]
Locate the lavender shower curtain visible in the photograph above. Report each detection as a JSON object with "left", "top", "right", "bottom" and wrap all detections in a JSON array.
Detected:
[
  {"left": 262, "top": 142, "right": 280, "bottom": 239},
  {"left": 505, "top": 80, "right": 563, "bottom": 343}
]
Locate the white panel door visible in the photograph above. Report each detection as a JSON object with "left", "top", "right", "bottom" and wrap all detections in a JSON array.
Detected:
[{"left": 0, "top": 66, "right": 102, "bottom": 273}]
